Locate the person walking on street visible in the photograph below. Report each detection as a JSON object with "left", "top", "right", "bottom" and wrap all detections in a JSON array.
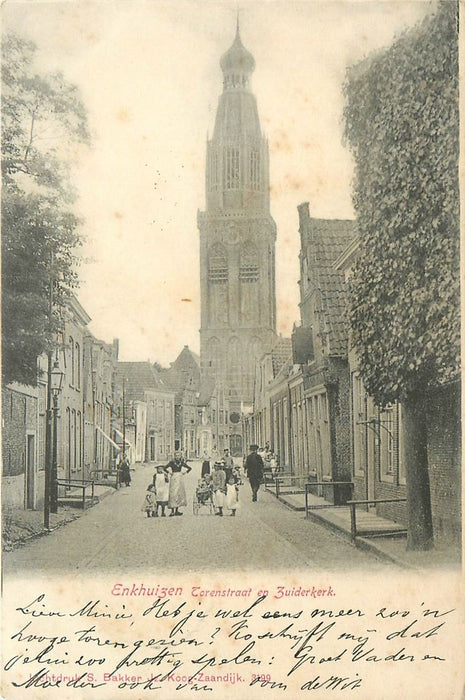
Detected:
[
  {"left": 119, "top": 453, "right": 131, "bottom": 487},
  {"left": 245, "top": 444, "right": 264, "bottom": 502}
]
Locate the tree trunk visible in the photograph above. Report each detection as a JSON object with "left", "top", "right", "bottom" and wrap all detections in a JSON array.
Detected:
[{"left": 402, "top": 391, "right": 434, "bottom": 550}]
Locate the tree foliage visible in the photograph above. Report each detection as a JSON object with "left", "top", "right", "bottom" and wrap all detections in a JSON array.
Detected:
[
  {"left": 2, "top": 32, "right": 89, "bottom": 385},
  {"left": 343, "top": 2, "right": 459, "bottom": 406}
]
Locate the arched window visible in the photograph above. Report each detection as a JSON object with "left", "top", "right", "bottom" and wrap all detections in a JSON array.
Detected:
[
  {"left": 75, "top": 342, "right": 81, "bottom": 390},
  {"left": 249, "top": 150, "right": 260, "bottom": 190},
  {"left": 240, "top": 241, "right": 259, "bottom": 282},
  {"left": 208, "top": 243, "right": 228, "bottom": 283},
  {"left": 207, "top": 337, "right": 221, "bottom": 373},
  {"left": 228, "top": 337, "right": 241, "bottom": 389},
  {"left": 224, "top": 146, "right": 240, "bottom": 189},
  {"left": 208, "top": 244, "right": 228, "bottom": 325},
  {"left": 240, "top": 242, "right": 259, "bottom": 324},
  {"left": 66, "top": 408, "right": 71, "bottom": 479},
  {"left": 71, "top": 410, "right": 76, "bottom": 472},
  {"left": 69, "top": 336, "right": 75, "bottom": 386},
  {"left": 209, "top": 149, "right": 219, "bottom": 191},
  {"left": 76, "top": 411, "right": 82, "bottom": 471}
]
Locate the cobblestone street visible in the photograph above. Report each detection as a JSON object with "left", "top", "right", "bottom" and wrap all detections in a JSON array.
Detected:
[{"left": 3, "top": 461, "right": 393, "bottom": 575}]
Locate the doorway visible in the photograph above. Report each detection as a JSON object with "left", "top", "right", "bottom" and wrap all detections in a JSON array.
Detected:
[{"left": 26, "top": 434, "right": 35, "bottom": 509}]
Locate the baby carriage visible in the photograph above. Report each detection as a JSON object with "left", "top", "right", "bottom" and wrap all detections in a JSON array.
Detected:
[{"left": 193, "top": 481, "right": 215, "bottom": 515}]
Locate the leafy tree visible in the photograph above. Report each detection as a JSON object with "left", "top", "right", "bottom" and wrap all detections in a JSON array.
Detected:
[
  {"left": 343, "top": 2, "right": 459, "bottom": 550},
  {"left": 2, "top": 32, "right": 89, "bottom": 385}
]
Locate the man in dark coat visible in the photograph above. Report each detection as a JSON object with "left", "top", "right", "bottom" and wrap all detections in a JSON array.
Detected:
[{"left": 244, "top": 444, "right": 264, "bottom": 502}]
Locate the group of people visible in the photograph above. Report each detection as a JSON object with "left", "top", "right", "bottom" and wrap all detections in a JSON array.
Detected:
[
  {"left": 140, "top": 444, "right": 270, "bottom": 519},
  {"left": 198, "top": 449, "right": 242, "bottom": 516},
  {"left": 142, "top": 453, "right": 192, "bottom": 518}
]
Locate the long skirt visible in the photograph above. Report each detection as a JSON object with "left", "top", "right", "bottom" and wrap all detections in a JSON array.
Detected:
[
  {"left": 213, "top": 489, "right": 225, "bottom": 508},
  {"left": 168, "top": 471, "right": 187, "bottom": 509}
]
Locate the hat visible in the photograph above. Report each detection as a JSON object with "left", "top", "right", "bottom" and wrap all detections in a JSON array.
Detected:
[
  {"left": 214, "top": 461, "right": 223, "bottom": 467},
  {"left": 250, "top": 444, "right": 259, "bottom": 451}
]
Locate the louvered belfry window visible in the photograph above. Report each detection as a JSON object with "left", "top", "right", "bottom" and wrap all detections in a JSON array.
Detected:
[
  {"left": 250, "top": 150, "right": 260, "bottom": 190},
  {"left": 225, "top": 147, "right": 240, "bottom": 189},
  {"left": 239, "top": 264, "right": 259, "bottom": 282},
  {"left": 209, "top": 245, "right": 228, "bottom": 284}
]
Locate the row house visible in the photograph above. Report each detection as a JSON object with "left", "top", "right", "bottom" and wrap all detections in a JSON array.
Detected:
[
  {"left": 245, "top": 203, "right": 356, "bottom": 504},
  {"left": 160, "top": 346, "right": 201, "bottom": 459},
  {"left": 294, "top": 203, "right": 355, "bottom": 502},
  {"left": 83, "top": 334, "right": 120, "bottom": 476},
  {"left": 161, "top": 346, "right": 237, "bottom": 460},
  {"left": 245, "top": 336, "right": 292, "bottom": 462},
  {"left": 196, "top": 375, "right": 230, "bottom": 459},
  {"left": 117, "top": 362, "right": 175, "bottom": 464},
  {"left": 335, "top": 238, "right": 461, "bottom": 543},
  {"left": 2, "top": 295, "right": 120, "bottom": 512}
]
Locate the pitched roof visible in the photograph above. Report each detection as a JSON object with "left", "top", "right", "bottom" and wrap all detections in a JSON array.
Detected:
[
  {"left": 117, "top": 362, "right": 171, "bottom": 401},
  {"left": 159, "top": 346, "right": 201, "bottom": 402},
  {"left": 299, "top": 203, "right": 357, "bottom": 356},
  {"left": 198, "top": 374, "right": 216, "bottom": 406},
  {"left": 270, "top": 337, "right": 292, "bottom": 377}
]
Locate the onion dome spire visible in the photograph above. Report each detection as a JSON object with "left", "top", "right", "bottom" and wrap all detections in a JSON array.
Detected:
[{"left": 220, "top": 19, "right": 255, "bottom": 90}]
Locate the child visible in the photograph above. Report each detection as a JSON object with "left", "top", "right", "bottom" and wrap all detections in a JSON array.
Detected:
[
  {"left": 225, "top": 474, "right": 240, "bottom": 516},
  {"left": 196, "top": 475, "right": 213, "bottom": 505},
  {"left": 212, "top": 461, "right": 226, "bottom": 516},
  {"left": 142, "top": 484, "right": 156, "bottom": 517},
  {"left": 233, "top": 464, "right": 243, "bottom": 485},
  {"left": 153, "top": 465, "right": 169, "bottom": 517}
]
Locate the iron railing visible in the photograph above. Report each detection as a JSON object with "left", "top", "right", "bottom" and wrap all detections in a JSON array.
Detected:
[
  {"left": 305, "top": 481, "right": 354, "bottom": 517},
  {"left": 347, "top": 498, "right": 407, "bottom": 543},
  {"left": 56, "top": 478, "right": 95, "bottom": 509}
]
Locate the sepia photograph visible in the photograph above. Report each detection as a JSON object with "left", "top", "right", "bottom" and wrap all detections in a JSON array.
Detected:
[{"left": 1, "top": 1, "right": 462, "bottom": 697}]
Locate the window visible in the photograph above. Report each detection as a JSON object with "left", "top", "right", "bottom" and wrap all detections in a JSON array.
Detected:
[
  {"left": 225, "top": 147, "right": 240, "bottom": 189},
  {"left": 379, "top": 403, "right": 401, "bottom": 483},
  {"left": 249, "top": 150, "right": 260, "bottom": 190},
  {"left": 75, "top": 342, "right": 81, "bottom": 390},
  {"left": 239, "top": 264, "right": 259, "bottom": 283},
  {"left": 209, "top": 150, "right": 219, "bottom": 190},
  {"left": 352, "top": 373, "right": 367, "bottom": 477},
  {"left": 69, "top": 336, "right": 75, "bottom": 386},
  {"left": 209, "top": 266, "right": 228, "bottom": 283},
  {"left": 208, "top": 246, "right": 228, "bottom": 284}
]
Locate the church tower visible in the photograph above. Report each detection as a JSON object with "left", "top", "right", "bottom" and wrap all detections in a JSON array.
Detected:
[{"left": 198, "top": 21, "right": 277, "bottom": 419}]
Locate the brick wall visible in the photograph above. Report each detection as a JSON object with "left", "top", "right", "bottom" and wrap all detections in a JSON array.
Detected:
[
  {"left": 2, "top": 385, "right": 39, "bottom": 509},
  {"left": 2, "top": 387, "right": 37, "bottom": 477}
]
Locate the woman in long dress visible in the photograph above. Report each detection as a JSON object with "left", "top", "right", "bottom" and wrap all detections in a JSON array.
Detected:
[{"left": 167, "top": 456, "right": 192, "bottom": 516}]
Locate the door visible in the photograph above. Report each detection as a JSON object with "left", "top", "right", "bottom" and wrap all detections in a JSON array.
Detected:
[
  {"left": 26, "top": 434, "right": 35, "bottom": 509},
  {"left": 230, "top": 434, "right": 242, "bottom": 457}
]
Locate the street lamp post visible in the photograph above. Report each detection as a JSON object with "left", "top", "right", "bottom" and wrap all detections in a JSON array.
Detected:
[{"left": 49, "top": 360, "right": 64, "bottom": 514}]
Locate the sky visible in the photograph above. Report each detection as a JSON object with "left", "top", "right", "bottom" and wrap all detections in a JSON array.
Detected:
[{"left": 4, "top": 0, "right": 433, "bottom": 365}]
